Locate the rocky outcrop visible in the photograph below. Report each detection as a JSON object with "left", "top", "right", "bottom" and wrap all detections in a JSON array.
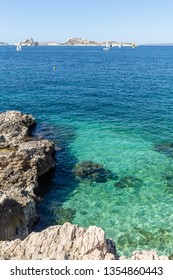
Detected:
[
  {"left": 0, "top": 222, "right": 169, "bottom": 260},
  {"left": 0, "top": 110, "right": 35, "bottom": 147},
  {"left": 0, "top": 223, "right": 118, "bottom": 260},
  {"left": 0, "top": 111, "right": 55, "bottom": 241}
]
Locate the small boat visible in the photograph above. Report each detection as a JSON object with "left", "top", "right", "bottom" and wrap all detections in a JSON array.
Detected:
[
  {"left": 132, "top": 43, "right": 136, "bottom": 48},
  {"left": 103, "top": 41, "right": 111, "bottom": 51},
  {"left": 119, "top": 43, "right": 122, "bottom": 48},
  {"left": 16, "top": 41, "right": 22, "bottom": 51}
]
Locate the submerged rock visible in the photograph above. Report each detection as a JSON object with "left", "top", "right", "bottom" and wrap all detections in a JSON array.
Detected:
[
  {"left": 120, "top": 250, "right": 168, "bottom": 260},
  {"left": 166, "top": 178, "right": 173, "bottom": 187},
  {"left": 0, "top": 111, "right": 56, "bottom": 241},
  {"left": 55, "top": 207, "right": 76, "bottom": 224},
  {"left": 73, "top": 161, "right": 118, "bottom": 183},
  {"left": 154, "top": 142, "right": 173, "bottom": 157},
  {"left": 164, "top": 178, "right": 173, "bottom": 194},
  {"left": 33, "top": 123, "right": 76, "bottom": 144},
  {"left": 114, "top": 176, "right": 142, "bottom": 188},
  {"left": 162, "top": 167, "right": 173, "bottom": 192},
  {"left": 0, "top": 223, "right": 118, "bottom": 260}
]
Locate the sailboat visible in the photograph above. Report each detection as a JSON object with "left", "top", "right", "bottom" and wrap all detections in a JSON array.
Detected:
[
  {"left": 16, "top": 41, "right": 22, "bottom": 51},
  {"left": 103, "top": 41, "right": 111, "bottom": 51}
]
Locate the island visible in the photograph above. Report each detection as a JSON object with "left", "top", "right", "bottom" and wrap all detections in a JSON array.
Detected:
[
  {"left": 14, "top": 37, "right": 137, "bottom": 47},
  {"left": 0, "top": 42, "right": 8, "bottom": 46}
]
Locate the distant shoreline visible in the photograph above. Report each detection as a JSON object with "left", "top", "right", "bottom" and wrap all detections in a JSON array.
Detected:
[
  {"left": 1, "top": 37, "right": 137, "bottom": 47},
  {"left": 1, "top": 44, "right": 173, "bottom": 47},
  {"left": 1, "top": 37, "right": 173, "bottom": 48}
]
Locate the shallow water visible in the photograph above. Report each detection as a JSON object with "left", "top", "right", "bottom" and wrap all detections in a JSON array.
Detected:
[{"left": 1, "top": 46, "right": 173, "bottom": 256}]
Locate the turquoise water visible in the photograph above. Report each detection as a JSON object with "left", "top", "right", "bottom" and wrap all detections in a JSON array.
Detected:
[{"left": 1, "top": 46, "right": 173, "bottom": 256}]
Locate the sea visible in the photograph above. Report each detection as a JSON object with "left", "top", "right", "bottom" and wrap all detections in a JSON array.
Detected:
[{"left": 1, "top": 45, "right": 173, "bottom": 256}]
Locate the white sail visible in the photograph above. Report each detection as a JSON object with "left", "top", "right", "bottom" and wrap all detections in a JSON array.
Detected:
[
  {"left": 103, "top": 40, "right": 111, "bottom": 51},
  {"left": 16, "top": 41, "right": 22, "bottom": 51},
  {"left": 106, "top": 41, "right": 110, "bottom": 48}
]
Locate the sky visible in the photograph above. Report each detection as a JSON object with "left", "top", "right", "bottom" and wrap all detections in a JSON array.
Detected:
[{"left": 0, "top": 0, "right": 173, "bottom": 44}]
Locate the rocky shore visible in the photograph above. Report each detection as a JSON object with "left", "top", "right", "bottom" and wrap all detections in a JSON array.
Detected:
[
  {"left": 0, "top": 222, "right": 169, "bottom": 260},
  {"left": 0, "top": 110, "right": 170, "bottom": 260},
  {"left": 0, "top": 223, "right": 118, "bottom": 260},
  {"left": 0, "top": 111, "right": 55, "bottom": 241}
]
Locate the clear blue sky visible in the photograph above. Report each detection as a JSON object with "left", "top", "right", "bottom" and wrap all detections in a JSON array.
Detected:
[{"left": 1, "top": 0, "right": 173, "bottom": 44}]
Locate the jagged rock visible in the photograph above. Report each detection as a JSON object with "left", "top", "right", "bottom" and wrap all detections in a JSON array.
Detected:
[
  {"left": 0, "top": 221, "right": 169, "bottom": 260},
  {"left": 114, "top": 176, "right": 142, "bottom": 188},
  {"left": 73, "top": 161, "right": 118, "bottom": 183},
  {"left": 0, "top": 140, "right": 54, "bottom": 192},
  {"left": 0, "top": 110, "right": 35, "bottom": 147},
  {"left": 0, "top": 111, "right": 56, "bottom": 241},
  {"left": 0, "top": 223, "right": 118, "bottom": 260}
]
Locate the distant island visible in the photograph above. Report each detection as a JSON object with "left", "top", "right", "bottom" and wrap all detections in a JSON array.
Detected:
[
  {"left": 13, "top": 37, "right": 137, "bottom": 47},
  {"left": 63, "top": 38, "right": 137, "bottom": 47},
  {"left": 1, "top": 38, "right": 173, "bottom": 47},
  {"left": 0, "top": 42, "right": 8, "bottom": 46}
]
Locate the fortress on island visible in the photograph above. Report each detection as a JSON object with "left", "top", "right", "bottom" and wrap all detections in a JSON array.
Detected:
[{"left": 13, "top": 37, "right": 137, "bottom": 47}]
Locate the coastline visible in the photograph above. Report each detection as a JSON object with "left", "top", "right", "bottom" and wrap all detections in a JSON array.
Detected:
[
  {"left": 0, "top": 110, "right": 171, "bottom": 260},
  {"left": 2, "top": 37, "right": 137, "bottom": 47}
]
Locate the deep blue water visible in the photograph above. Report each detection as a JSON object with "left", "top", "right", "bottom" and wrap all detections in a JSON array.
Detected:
[{"left": 1, "top": 45, "right": 173, "bottom": 256}]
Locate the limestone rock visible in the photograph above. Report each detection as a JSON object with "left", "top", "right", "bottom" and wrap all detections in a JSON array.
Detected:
[
  {"left": 0, "top": 110, "right": 35, "bottom": 147},
  {"left": 0, "top": 111, "right": 55, "bottom": 240},
  {"left": 0, "top": 191, "right": 37, "bottom": 241},
  {"left": 0, "top": 223, "right": 118, "bottom": 260}
]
